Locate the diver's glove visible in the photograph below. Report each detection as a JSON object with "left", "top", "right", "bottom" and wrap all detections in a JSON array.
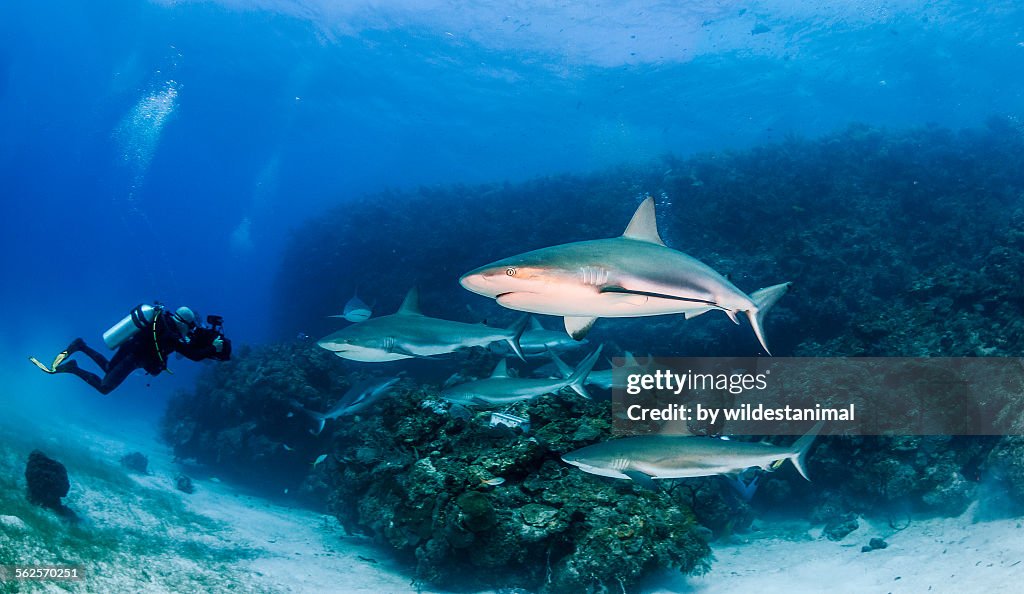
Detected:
[{"left": 213, "top": 336, "right": 224, "bottom": 352}]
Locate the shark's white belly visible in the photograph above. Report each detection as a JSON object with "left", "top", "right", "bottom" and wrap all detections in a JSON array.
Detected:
[
  {"left": 497, "top": 290, "right": 716, "bottom": 318},
  {"left": 334, "top": 350, "right": 410, "bottom": 362}
]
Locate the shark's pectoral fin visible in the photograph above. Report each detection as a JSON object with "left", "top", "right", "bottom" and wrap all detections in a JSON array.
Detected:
[
  {"left": 623, "top": 470, "right": 659, "bottom": 490},
  {"left": 386, "top": 344, "right": 436, "bottom": 359},
  {"left": 564, "top": 316, "right": 598, "bottom": 340}
]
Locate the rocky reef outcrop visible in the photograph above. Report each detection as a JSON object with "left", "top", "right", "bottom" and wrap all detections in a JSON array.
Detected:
[
  {"left": 324, "top": 389, "right": 712, "bottom": 592},
  {"left": 25, "top": 450, "right": 70, "bottom": 512}
]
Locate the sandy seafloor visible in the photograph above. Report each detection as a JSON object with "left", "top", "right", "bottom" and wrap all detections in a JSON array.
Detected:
[{"left": 2, "top": 406, "right": 1022, "bottom": 593}]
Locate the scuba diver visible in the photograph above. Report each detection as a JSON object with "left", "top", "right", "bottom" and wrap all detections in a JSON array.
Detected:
[{"left": 29, "top": 304, "right": 231, "bottom": 395}]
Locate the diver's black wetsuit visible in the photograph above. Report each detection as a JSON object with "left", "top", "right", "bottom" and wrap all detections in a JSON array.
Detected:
[{"left": 56, "top": 310, "right": 223, "bottom": 395}]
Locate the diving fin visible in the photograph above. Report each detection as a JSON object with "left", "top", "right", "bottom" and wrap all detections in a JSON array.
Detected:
[
  {"left": 29, "top": 356, "right": 57, "bottom": 374},
  {"left": 51, "top": 350, "right": 69, "bottom": 369}
]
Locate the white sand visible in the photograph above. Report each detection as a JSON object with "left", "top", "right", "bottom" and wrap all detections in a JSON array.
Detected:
[
  {"left": 0, "top": 411, "right": 429, "bottom": 594},
  {"left": 4, "top": 402, "right": 1022, "bottom": 593},
  {"left": 654, "top": 511, "right": 1024, "bottom": 593}
]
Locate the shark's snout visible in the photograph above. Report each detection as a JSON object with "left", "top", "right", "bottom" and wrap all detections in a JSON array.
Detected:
[
  {"left": 317, "top": 338, "right": 348, "bottom": 351},
  {"left": 460, "top": 268, "right": 500, "bottom": 296}
]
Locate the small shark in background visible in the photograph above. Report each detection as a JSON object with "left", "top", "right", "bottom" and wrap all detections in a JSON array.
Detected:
[
  {"left": 586, "top": 351, "right": 655, "bottom": 390},
  {"left": 460, "top": 197, "right": 790, "bottom": 353},
  {"left": 518, "top": 317, "right": 589, "bottom": 357},
  {"left": 330, "top": 290, "right": 373, "bottom": 323},
  {"left": 295, "top": 376, "right": 400, "bottom": 435},
  {"left": 317, "top": 288, "right": 528, "bottom": 362},
  {"left": 561, "top": 421, "right": 824, "bottom": 489},
  {"left": 442, "top": 346, "right": 603, "bottom": 408}
]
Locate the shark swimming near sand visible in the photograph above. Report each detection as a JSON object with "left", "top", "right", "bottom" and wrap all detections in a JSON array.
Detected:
[
  {"left": 460, "top": 197, "right": 790, "bottom": 353},
  {"left": 442, "top": 346, "right": 603, "bottom": 408},
  {"left": 317, "top": 288, "right": 527, "bottom": 362},
  {"left": 295, "top": 376, "right": 400, "bottom": 435},
  {"left": 561, "top": 421, "right": 824, "bottom": 489}
]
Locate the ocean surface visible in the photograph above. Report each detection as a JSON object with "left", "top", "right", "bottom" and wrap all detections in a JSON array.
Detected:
[{"left": 2, "top": 1, "right": 1024, "bottom": 592}]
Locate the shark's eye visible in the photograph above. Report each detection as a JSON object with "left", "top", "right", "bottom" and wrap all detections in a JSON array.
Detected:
[{"left": 505, "top": 267, "right": 517, "bottom": 276}]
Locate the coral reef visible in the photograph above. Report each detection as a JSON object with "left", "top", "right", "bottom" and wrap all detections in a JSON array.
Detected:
[{"left": 324, "top": 389, "right": 711, "bottom": 592}]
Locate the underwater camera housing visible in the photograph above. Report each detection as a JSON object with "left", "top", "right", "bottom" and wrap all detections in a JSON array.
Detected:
[{"left": 192, "top": 314, "right": 232, "bottom": 361}]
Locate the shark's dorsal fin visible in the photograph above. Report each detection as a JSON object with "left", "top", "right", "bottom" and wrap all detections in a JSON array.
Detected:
[
  {"left": 397, "top": 288, "right": 422, "bottom": 316},
  {"left": 490, "top": 359, "right": 508, "bottom": 378},
  {"left": 564, "top": 316, "right": 597, "bottom": 340},
  {"left": 529, "top": 316, "right": 545, "bottom": 331},
  {"left": 621, "top": 197, "right": 665, "bottom": 246},
  {"left": 548, "top": 348, "right": 573, "bottom": 379},
  {"left": 624, "top": 351, "right": 639, "bottom": 367},
  {"left": 657, "top": 418, "right": 694, "bottom": 436}
]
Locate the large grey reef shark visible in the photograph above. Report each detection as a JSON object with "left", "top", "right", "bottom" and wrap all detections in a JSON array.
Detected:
[
  {"left": 442, "top": 346, "right": 603, "bottom": 408},
  {"left": 561, "top": 421, "right": 824, "bottom": 490},
  {"left": 317, "top": 288, "right": 527, "bottom": 362},
  {"left": 460, "top": 197, "right": 791, "bottom": 353},
  {"left": 294, "top": 376, "right": 400, "bottom": 435}
]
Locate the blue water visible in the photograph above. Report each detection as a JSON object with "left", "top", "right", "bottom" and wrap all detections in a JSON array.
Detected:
[{"left": 1, "top": 1, "right": 1022, "bottom": 419}]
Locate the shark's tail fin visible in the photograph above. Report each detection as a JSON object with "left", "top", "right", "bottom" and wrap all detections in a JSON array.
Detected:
[
  {"left": 567, "top": 345, "right": 603, "bottom": 399},
  {"left": 745, "top": 282, "right": 791, "bottom": 355},
  {"left": 289, "top": 399, "right": 328, "bottom": 435},
  {"left": 788, "top": 420, "right": 824, "bottom": 481},
  {"left": 505, "top": 315, "right": 530, "bottom": 362}
]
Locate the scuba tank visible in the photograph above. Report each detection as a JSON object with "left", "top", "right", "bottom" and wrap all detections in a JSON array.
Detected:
[{"left": 102, "top": 304, "right": 162, "bottom": 349}]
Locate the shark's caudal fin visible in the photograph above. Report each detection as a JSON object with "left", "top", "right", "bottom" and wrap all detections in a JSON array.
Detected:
[
  {"left": 788, "top": 420, "right": 824, "bottom": 481},
  {"left": 506, "top": 315, "right": 529, "bottom": 361},
  {"left": 724, "top": 473, "right": 760, "bottom": 501},
  {"left": 289, "top": 399, "right": 328, "bottom": 435},
  {"left": 567, "top": 345, "right": 603, "bottom": 399},
  {"left": 745, "top": 282, "right": 791, "bottom": 355}
]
